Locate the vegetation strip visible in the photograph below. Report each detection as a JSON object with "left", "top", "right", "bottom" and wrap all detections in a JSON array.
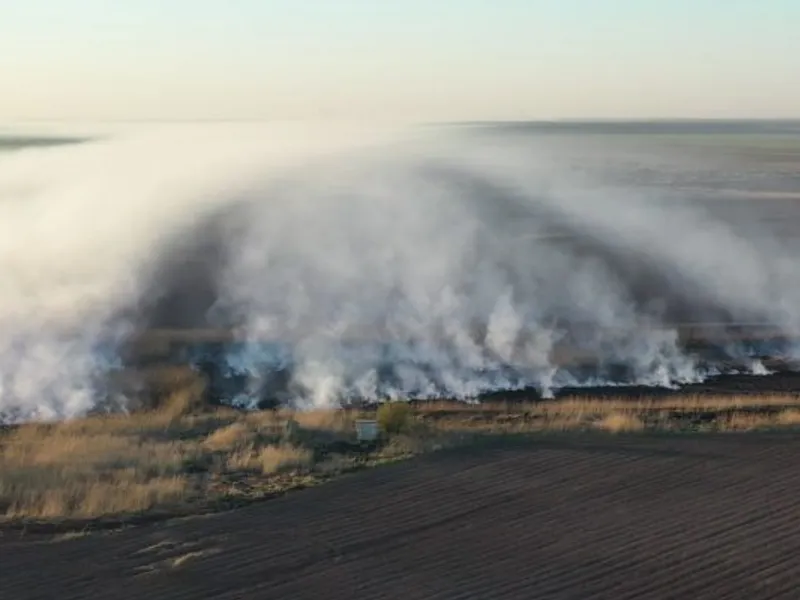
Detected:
[{"left": 3, "top": 389, "right": 800, "bottom": 534}]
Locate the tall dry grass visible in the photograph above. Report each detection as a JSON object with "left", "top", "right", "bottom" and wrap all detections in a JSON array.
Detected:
[
  {"left": 5, "top": 391, "right": 800, "bottom": 522},
  {"left": 0, "top": 383, "right": 213, "bottom": 519},
  {"left": 0, "top": 426, "right": 194, "bottom": 518},
  {"left": 415, "top": 394, "right": 800, "bottom": 416},
  {"left": 419, "top": 394, "right": 800, "bottom": 435},
  {"left": 0, "top": 382, "right": 328, "bottom": 520},
  {"left": 595, "top": 412, "right": 646, "bottom": 433}
]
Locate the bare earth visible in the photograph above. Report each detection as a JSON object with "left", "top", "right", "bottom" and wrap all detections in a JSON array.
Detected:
[{"left": 3, "top": 432, "right": 800, "bottom": 600}]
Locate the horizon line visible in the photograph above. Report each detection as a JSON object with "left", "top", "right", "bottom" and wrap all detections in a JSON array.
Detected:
[{"left": 3, "top": 117, "right": 800, "bottom": 125}]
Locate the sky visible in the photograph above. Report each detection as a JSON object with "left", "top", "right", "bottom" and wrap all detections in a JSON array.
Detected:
[{"left": 2, "top": 0, "right": 800, "bottom": 123}]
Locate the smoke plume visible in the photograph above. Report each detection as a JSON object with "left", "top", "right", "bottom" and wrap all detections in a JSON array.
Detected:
[{"left": 0, "top": 123, "right": 797, "bottom": 420}]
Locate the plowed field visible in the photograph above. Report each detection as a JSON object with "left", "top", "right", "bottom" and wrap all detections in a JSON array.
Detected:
[{"left": 3, "top": 433, "right": 800, "bottom": 599}]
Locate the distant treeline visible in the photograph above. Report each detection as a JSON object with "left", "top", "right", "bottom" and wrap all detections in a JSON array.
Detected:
[
  {"left": 0, "top": 136, "right": 89, "bottom": 150},
  {"left": 446, "top": 120, "right": 800, "bottom": 136}
]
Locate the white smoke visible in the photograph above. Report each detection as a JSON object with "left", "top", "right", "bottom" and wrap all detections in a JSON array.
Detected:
[
  {"left": 0, "top": 123, "right": 797, "bottom": 420},
  {"left": 0, "top": 123, "right": 403, "bottom": 420}
]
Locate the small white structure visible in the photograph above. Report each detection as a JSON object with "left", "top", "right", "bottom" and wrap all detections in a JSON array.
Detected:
[{"left": 354, "top": 419, "right": 379, "bottom": 442}]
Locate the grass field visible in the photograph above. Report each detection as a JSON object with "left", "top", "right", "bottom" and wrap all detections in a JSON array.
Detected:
[{"left": 4, "top": 378, "right": 800, "bottom": 528}]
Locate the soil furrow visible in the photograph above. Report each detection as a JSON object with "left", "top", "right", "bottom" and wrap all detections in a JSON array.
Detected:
[{"left": 4, "top": 434, "right": 800, "bottom": 600}]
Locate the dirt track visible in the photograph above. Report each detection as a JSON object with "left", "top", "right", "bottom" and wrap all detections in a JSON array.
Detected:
[{"left": 4, "top": 433, "right": 800, "bottom": 599}]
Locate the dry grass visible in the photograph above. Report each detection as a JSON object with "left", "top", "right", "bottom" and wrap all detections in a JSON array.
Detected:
[
  {"left": 415, "top": 393, "right": 800, "bottom": 416},
  {"left": 6, "top": 392, "right": 800, "bottom": 524},
  {"left": 717, "top": 407, "right": 800, "bottom": 431},
  {"left": 0, "top": 425, "right": 193, "bottom": 518},
  {"left": 0, "top": 379, "right": 212, "bottom": 520},
  {"left": 256, "top": 444, "right": 313, "bottom": 474},
  {"left": 203, "top": 422, "right": 255, "bottom": 452},
  {"left": 276, "top": 409, "right": 357, "bottom": 435},
  {"left": 222, "top": 443, "right": 311, "bottom": 474},
  {"left": 0, "top": 379, "right": 349, "bottom": 522},
  {"left": 595, "top": 412, "right": 646, "bottom": 433},
  {"left": 417, "top": 394, "right": 800, "bottom": 436},
  {"left": 777, "top": 408, "right": 800, "bottom": 426}
]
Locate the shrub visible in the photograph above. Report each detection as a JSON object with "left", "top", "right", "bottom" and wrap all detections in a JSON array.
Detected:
[{"left": 377, "top": 402, "right": 413, "bottom": 435}]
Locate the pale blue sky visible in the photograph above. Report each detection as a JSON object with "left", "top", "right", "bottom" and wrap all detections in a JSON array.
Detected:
[{"left": 2, "top": 1, "right": 799, "bottom": 121}]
